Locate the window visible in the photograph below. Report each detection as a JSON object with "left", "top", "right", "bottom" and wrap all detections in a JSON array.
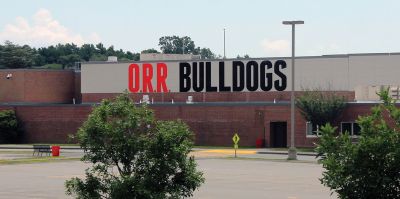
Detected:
[
  {"left": 341, "top": 122, "right": 360, "bottom": 136},
  {"left": 306, "top": 122, "right": 321, "bottom": 136}
]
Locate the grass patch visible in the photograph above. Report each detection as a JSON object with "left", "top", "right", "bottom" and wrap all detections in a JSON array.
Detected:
[{"left": 0, "top": 156, "right": 80, "bottom": 165}]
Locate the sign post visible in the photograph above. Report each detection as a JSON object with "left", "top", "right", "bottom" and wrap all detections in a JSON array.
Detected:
[{"left": 232, "top": 133, "right": 240, "bottom": 158}]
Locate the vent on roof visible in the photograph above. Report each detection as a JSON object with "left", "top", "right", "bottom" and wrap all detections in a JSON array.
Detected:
[{"left": 107, "top": 56, "right": 118, "bottom": 62}]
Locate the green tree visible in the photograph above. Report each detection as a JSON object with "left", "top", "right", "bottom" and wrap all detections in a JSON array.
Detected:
[
  {"left": 65, "top": 93, "right": 204, "bottom": 199},
  {"left": 0, "top": 41, "right": 35, "bottom": 68},
  {"left": 0, "top": 110, "right": 19, "bottom": 143},
  {"left": 159, "top": 36, "right": 196, "bottom": 54},
  {"left": 126, "top": 51, "right": 139, "bottom": 61},
  {"left": 80, "top": 44, "right": 96, "bottom": 61},
  {"left": 131, "top": 52, "right": 140, "bottom": 61},
  {"left": 89, "top": 54, "right": 107, "bottom": 62},
  {"left": 317, "top": 90, "right": 400, "bottom": 198},
  {"left": 296, "top": 91, "right": 346, "bottom": 134},
  {"left": 199, "top": 48, "right": 215, "bottom": 59},
  {"left": 141, "top": 48, "right": 160, "bottom": 54},
  {"left": 59, "top": 54, "right": 81, "bottom": 69},
  {"left": 106, "top": 45, "right": 116, "bottom": 56},
  {"left": 95, "top": 43, "right": 107, "bottom": 55}
]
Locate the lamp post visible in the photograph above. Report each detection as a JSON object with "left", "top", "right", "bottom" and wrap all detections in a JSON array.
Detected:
[
  {"left": 282, "top": 20, "right": 304, "bottom": 160},
  {"left": 223, "top": 28, "right": 226, "bottom": 59}
]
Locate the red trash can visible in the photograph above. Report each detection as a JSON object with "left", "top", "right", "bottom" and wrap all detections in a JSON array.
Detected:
[
  {"left": 256, "top": 138, "right": 264, "bottom": 148},
  {"left": 52, "top": 146, "right": 60, "bottom": 157}
]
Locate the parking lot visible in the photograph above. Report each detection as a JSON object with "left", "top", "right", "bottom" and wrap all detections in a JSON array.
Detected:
[{"left": 0, "top": 149, "right": 335, "bottom": 199}]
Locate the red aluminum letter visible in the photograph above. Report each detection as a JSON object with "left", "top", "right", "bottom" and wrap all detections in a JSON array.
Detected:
[
  {"left": 142, "top": 63, "right": 154, "bottom": 92},
  {"left": 157, "top": 63, "right": 169, "bottom": 92},
  {"left": 128, "top": 64, "right": 140, "bottom": 92}
]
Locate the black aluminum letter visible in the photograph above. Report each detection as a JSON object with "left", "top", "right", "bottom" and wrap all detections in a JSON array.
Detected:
[
  {"left": 232, "top": 61, "right": 245, "bottom": 91},
  {"left": 179, "top": 62, "right": 191, "bottom": 92},
  {"left": 274, "top": 60, "right": 287, "bottom": 91}
]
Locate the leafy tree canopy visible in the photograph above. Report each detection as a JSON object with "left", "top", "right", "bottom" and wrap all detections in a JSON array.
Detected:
[
  {"left": 296, "top": 91, "right": 346, "bottom": 128},
  {"left": 317, "top": 90, "right": 400, "bottom": 198},
  {"left": 0, "top": 41, "right": 35, "bottom": 68},
  {"left": 65, "top": 93, "right": 204, "bottom": 199},
  {"left": 141, "top": 48, "right": 160, "bottom": 54},
  {"left": 158, "top": 35, "right": 216, "bottom": 59}
]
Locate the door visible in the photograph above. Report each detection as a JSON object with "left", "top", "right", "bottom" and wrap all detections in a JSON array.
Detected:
[{"left": 270, "top": 122, "right": 287, "bottom": 148}]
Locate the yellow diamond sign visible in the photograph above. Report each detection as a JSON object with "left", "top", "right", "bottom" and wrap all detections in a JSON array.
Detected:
[{"left": 232, "top": 133, "right": 240, "bottom": 145}]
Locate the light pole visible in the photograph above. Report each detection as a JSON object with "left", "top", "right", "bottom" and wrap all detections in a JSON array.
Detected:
[
  {"left": 223, "top": 28, "right": 226, "bottom": 59},
  {"left": 282, "top": 20, "right": 304, "bottom": 160},
  {"left": 182, "top": 39, "right": 185, "bottom": 54}
]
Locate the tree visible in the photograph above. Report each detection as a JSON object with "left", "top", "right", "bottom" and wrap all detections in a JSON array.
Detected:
[
  {"left": 133, "top": 53, "right": 140, "bottom": 61},
  {"left": 199, "top": 48, "right": 215, "bottom": 59},
  {"left": 80, "top": 44, "right": 96, "bottom": 61},
  {"left": 296, "top": 91, "right": 346, "bottom": 134},
  {"left": 141, "top": 48, "right": 159, "bottom": 54},
  {"left": 65, "top": 93, "right": 204, "bottom": 199},
  {"left": 59, "top": 54, "right": 81, "bottom": 69},
  {"left": 96, "top": 43, "right": 107, "bottom": 55},
  {"left": 158, "top": 36, "right": 217, "bottom": 60},
  {"left": 317, "top": 90, "right": 400, "bottom": 198},
  {"left": 159, "top": 36, "right": 196, "bottom": 54},
  {"left": 0, "top": 110, "right": 19, "bottom": 143},
  {"left": 106, "top": 45, "right": 116, "bottom": 56},
  {"left": 89, "top": 54, "right": 107, "bottom": 61},
  {"left": 0, "top": 41, "right": 35, "bottom": 68}
]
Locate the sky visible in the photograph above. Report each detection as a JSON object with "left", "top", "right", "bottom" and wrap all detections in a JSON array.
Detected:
[{"left": 0, "top": 0, "right": 399, "bottom": 58}]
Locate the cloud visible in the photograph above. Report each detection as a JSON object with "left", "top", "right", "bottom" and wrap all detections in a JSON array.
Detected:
[
  {"left": 0, "top": 8, "right": 100, "bottom": 47},
  {"left": 260, "top": 39, "right": 290, "bottom": 57}
]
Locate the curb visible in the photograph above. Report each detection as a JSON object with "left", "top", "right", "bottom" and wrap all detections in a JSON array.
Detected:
[{"left": 256, "top": 151, "right": 317, "bottom": 156}]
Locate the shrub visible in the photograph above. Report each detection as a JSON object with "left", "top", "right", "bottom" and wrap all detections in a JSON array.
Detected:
[
  {"left": 0, "top": 110, "right": 19, "bottom": 143},
  {"left": 317, "top": 90, "right": 400, "bottom": 198},
  {"left": 296, "top": 91, "right": 346, "bottom": 133},
  {"left": 65, "top": 93, "right": 204, "bottom": 199}
]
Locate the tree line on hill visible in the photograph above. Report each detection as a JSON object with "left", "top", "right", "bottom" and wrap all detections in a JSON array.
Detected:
[{"left": 0, "top": 36, "right": 230, "bottom": 69}]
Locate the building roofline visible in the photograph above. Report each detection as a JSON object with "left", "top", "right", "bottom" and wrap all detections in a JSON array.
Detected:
[{"left": 81, "top": 52, "right": 400, "bottom": 65}]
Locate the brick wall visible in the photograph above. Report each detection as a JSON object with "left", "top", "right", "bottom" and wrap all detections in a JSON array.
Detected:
[
  {"left": 0, "top": 102, "right": 377, "bottom": 147},
  {"left": 0, "top": 70, "right": 77, "bottom": 103}
]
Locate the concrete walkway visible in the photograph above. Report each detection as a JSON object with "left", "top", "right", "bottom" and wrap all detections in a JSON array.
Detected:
[{"left": 0, "top": 145, "right": 319, "bottom": 162}]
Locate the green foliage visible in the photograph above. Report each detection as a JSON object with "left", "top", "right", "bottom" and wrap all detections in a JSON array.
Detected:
[
  {"left": 1, "top": 37, "right": 217, "bottom": 68},
  {"left": 33, "top": 63, "right": 63, "bottom": 69},
  {"left": 59, "top": 54, "right": 81, "bottom": 69},
  {"left": 141, "top": 48, "right": 159, "bottom": 54},
  {"left": 65, "top": 93, "right": 204, "bottom": 199},
  {"left": 0, "top": 41, "right": 35, "bottom": 68},
  {"left": 89, "top": 54, "right": 108, "bottom": 62},
  {"left": 199, "top": 48, "right": 215, "bottom": 59},
  {"left": 317, "top": 90, "right": 400, "bottom": 198},
  {"left": 158, "top": 36, "right": 216, "bottom": 59},
  {"left": 33, "top": 42, "right": 137, "bottom": 67},
  {"left": 159, "top": 36, "right": 196, "bottom": 54},
  {"left": 0, "top": 110, "right": 19, "bottom": 143},
  {"left": 296, "top": 91, "right": 346, "bottom": 128}
]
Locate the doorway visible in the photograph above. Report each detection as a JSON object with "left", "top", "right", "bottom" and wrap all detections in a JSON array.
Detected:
[{"left": 270, "top": 122, "right": 287, "bottom": 148}]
